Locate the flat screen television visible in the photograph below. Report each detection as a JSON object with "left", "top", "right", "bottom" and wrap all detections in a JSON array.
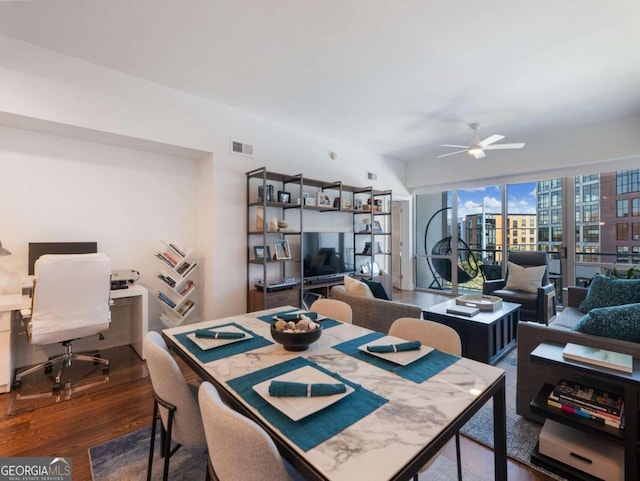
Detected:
[
  {"left": 28, "top": 242, "right": 98, "bottom": 275},
  {"left": 302, "top": 232, "right": 355, "bottom": 283}
]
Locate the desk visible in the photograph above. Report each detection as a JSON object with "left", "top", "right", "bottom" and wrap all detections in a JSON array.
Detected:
[
  {"left": 0, "top": 285, "right": 149, "bottom": 393},
  {"left": 163, "top": 307, "right": 507, "bottom": 481}
]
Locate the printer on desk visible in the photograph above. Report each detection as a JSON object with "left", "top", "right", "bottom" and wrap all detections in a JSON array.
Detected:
[{"left": 110, "top": 269, "right": 140, "bottom": 290}]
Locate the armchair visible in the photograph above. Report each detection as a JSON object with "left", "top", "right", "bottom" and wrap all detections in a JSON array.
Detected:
[
  {"left": 13, "top": 253, "right": 112, "bottom": 391},
  {"left": 483, "top": 251, "right": 556, "bottom": 325}
]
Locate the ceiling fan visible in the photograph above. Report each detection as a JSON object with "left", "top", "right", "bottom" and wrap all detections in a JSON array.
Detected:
[{"left": 437, "top": 123, "right": 525, "bottom": 159}]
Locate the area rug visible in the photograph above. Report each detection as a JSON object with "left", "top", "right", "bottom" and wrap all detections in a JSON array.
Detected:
[{"left": 89, "top": 350, "right": 561, "bottom": 481}]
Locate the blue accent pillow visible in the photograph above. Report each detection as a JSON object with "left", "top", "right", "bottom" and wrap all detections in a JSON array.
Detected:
[
  {"left": 572, "top": 303, "right": 640, "bottom": 342},
  {"left": 361, "top": 278, "right": 390, "bottom": 300},
  {"left": 578, "top": 274, "right": 640, "bottom": 313}
]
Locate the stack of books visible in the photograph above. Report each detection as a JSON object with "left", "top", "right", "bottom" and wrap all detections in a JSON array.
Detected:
[{"left": 547, "top": 378, "right": 625, "bottom": 429}]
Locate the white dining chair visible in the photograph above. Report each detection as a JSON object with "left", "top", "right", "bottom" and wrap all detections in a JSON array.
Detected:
[
  {"left": 144, "top": 331, "right": 206, "bottom": 481},
  {"left": 310, "top": 298, "right": 353, "bottom": 323},
  {"left": 389, "top": 317, "right": 463, "bottom": 481},
  {"left": 198, "top": 381, "right": 302, "bottom": 481}
]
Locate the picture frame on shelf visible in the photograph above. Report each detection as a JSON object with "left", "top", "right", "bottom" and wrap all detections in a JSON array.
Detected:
[
  {"left": 316, "top": 192, "right": 331, "bottom": 207},
  {"left": 369, "top": 261, "right": 381, "bottom": 275},
  {"left": 273, "top": 239, "right": 291, "bottom": 260},
  {"left": 372, "top": 220, "right": 383, "bottom": 233},
  {"left": 360, "top": 263, "right": 370, "bottom": 274},
  {"left": 253, "top": 245, "right": 271, "bottom": 260},
  {"left": 278, "top": 191, "right": 291, "bottom": 203},
  {"left": 304, "top": 197, "right": 316, "bottom": 206}
]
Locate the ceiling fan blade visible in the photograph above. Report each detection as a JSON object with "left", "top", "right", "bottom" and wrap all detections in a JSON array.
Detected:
[
  {"left": 439, "top": 144, "right": 469, "bottom": 148},
  {"left": 437, "top": 149, "right": 468, "bottom": 158},
  {"left": 483, "top": 143, "right": 525, "bottom": 150},
  {"left": 478, "top": 134, "right": 504, "bottom": 147},
  {"left": 471, "top": 149, "right": 486, "bottom": 159}
]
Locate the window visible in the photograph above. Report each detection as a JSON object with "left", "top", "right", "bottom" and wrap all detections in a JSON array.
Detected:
[
  {"left": 582, "top": 174, "right": 598, "bottom": 182},
  {"left": 633, "top": 246, "right": 640, "bottom": 263},
  {"left": 538, "top": 193, "right": 549, "bottom": 208},
  {"left": 617, "top": 223, "right": 629, "bottom": 241},
  {"left": 551, "top": 191, "right": 562, "bottom": 207},
  {"left": 633, "top": 198, "right": 640, "bottom": 216},
  {"left": 633, "top": 222, "right": 640, "bottom": 241},
  {"left": 616, "top": 170, "right": 640, "bottom": 195},
  {"left": 551, "top": 226, "right": 563, "bottom": 242},
  {"left": 584, "top": 226, "right": 599, "bottom": 243},
  {"left": 551, "top": 179, "right": 563, "bottom": 189},
  {"left": 538, "top": 180, "right": 550, "bottom": 191},
  {"left": 512, "top": 219, "right": 518, "bottom": 228},
  {"left": 583, "top": 205, "right": 599, "bottom": 222},
  {"left": 617, "top": 246, "right": 629, "bottom": 263},
  {"left": 551, "top": 209, "right": 562, "bottom": 224},
  {"left": 538, "top": 227, "right": 549, "bottom": 242},
  {"left": 538, "top": 211, "right": 549, "bottom": 225},
  {"left": 583, "top": 184, "right": 599, "bottom": 202},
  {"left": 617, "top": 199, "right": 629, "bottom": 217}
]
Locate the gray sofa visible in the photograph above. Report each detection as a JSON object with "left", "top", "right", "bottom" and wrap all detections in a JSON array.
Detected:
[
  {"left": 516, "top": 286, "right": 640, "bottom": 423},
  {"left": 331, "top": 285, "right": 422, "bottom": 333}
]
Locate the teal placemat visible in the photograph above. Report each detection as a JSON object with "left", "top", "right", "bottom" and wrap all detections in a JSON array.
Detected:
[
  {"left": 226, "top": 357, "right": 388, "bottom": 452},
  {"left": 257, "top": 310, "right": 342, "bottom": 329},
  {"left": 332, "top": 332, "right": 460, "bottom": 383},
  {"left": 174, "top": 322, "right": 272, "bottom": 363}
]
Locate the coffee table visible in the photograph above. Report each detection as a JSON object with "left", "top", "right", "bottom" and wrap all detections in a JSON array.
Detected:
[{"left": 423, "top": 298, "right": 520, "bottom": 365}]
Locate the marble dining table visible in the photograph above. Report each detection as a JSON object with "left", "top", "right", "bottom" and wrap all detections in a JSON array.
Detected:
[{"left": 162, "top": 306, "right": 507, "bottom": 481}]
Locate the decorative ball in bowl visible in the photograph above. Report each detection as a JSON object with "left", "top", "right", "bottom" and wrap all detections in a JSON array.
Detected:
[{"left": 270, "top": 316, "right": 322, "bottom": 351}]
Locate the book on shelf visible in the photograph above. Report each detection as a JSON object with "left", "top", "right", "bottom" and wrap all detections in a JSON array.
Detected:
[
  {"left": 177, "top": 299, "right": 194, "bottom": 316},
  {"left": 551, "top": 378, "right": 624, "bottom": 416},
  {"left": 178, "top": 280, "right": 194, "bottom": 296},
  {"left": 156, "top": 252, "right": 176, "bottom": 268},
  {"left": 169, "top": 242, "right": 186, "bottom": 257},
  {"left": 547, "top": 397, "right": 625, "bottom": 429},
  {"left": 562, "top": 342, "right": 633, "bottom": 373},
  {"left": 157, "top": 291, "right": 176, "bottom": 309},
  {"left": 157, "top": 272, "right": 177, "bottom": 288}
]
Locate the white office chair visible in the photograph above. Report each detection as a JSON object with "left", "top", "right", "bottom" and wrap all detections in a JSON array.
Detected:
[
  {"left": 144, "top": 331, "right": 206, "bottom": 481},
  {"left": 310, "top": 298, "right": 353, "bottom": 323},
  {"left": 198, "top": 381, "right": 299, "bottom": 481},
  {"left": 13, "top": 253, "right": 112, "bottom": 392},
  {"left": 389, "top": 317, "right": 463, "bottom": 481}
]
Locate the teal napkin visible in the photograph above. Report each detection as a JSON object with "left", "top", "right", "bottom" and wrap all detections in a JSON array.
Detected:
[
  {"left": 268, "top": 380, "right": 347, "bottom": 397},
  {"left": 367, "top": 340, "right": 421, "bottom": 353},
  {"left": 195, "top": 329, "right": 245, "bottom": 339}
]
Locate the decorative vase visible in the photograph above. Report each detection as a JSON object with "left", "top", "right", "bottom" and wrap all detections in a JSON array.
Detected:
[{"left": 269, "top": 217, "right": 279, "bottom": 232}]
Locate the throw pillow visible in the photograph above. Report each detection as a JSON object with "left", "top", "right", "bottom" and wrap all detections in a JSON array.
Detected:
[
  {"left": 578, "top": 274, "right": 640, "bottom": 313},
  {"left": 343, "top": 275, "right": 374, "bottom": 298},
  {"left": 572, "top": 303, "right": 640, "bottom": 342},
  {"left": 361, "top": 278, "right": 390, "bottom": 300},
  {"left": 503, "top": 262, "right": 546, "bottom": 293}
]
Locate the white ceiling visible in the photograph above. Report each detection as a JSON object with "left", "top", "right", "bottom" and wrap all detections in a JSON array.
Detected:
[{"left": 0, "top": 0, "right": 638, "bottom": 163}]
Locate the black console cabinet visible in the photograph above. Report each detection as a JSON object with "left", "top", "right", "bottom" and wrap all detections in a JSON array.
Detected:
[{"left": 529, "top": 342, "right": 639, "bottom": 481}]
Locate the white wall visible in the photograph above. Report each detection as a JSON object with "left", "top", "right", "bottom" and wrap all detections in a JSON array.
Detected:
[
  {"left": 0, "top": 35, "right": 409, "bottom": 323},
  {"left": 0, "top": 126, "right": 204, "bottom": 328}
]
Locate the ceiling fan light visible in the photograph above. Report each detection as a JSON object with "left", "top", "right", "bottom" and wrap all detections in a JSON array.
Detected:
[{"left": 468, "top": 147, "right": 483, "bottom": 156}]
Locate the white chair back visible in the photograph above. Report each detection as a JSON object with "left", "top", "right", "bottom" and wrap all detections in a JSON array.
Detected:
[
  {"left": 30, "top": 253, "right": 111, "bottom": 344},
  {"left": 310, "top": 298, "right": 353, "bottom": 324},
  {"left": 198, "top": 382, "right": 293, "bottom": 481},
  {"left": 390, "top": 317, "right": 462, "bottom": 356},
  {"left": 144, "top": 331, "right": 206, "bottom": 447}
]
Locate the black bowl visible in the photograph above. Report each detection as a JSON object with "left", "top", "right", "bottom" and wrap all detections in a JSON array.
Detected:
[{"left": 270, "top": 322, "right": 323, "bottom": 351}]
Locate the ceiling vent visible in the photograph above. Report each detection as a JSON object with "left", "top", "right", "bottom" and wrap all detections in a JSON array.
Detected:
[
  {"left": 231, "top": 140, "right": 254, "bottom": 157},
  {"left": 367, "top": 171, "right": 378, "bottom": 181}
]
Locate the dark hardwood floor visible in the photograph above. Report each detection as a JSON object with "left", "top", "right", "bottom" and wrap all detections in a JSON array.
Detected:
[{"left": 0, "top": 289, "right": 555, "bottom": 481}]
